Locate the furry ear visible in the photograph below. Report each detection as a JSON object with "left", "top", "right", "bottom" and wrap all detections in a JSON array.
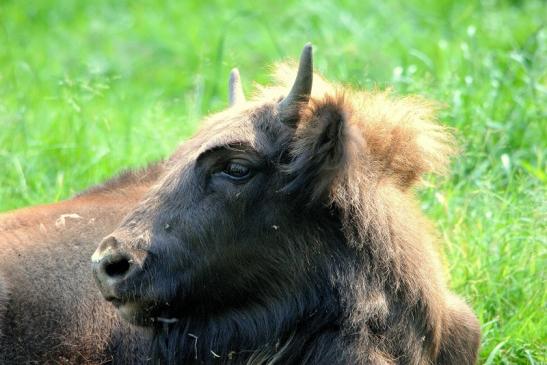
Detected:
[{"left": 281, "top": 95, "right": 349, "bottom": 204}]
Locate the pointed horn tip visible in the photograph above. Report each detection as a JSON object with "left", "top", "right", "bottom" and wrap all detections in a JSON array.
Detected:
[
  {"left": 229, "top": 68, "right": 240, "bottom": 81},
  {"left": 298, "top": 44, "right": 312, "bottom": 62},
  {"left": 228, "top": 68, "right": 245, "bottom": 106},
  {"left": 298, "top": 43, "right": 313, "bottom": 69}
]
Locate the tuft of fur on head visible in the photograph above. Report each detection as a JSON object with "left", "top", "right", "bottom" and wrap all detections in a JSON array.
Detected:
[
  {"left": 351, "top": 91, "right": 457, "bottom": 188},
  {"left": 259, "top": 63, "right": 457, "bottom": 190}
]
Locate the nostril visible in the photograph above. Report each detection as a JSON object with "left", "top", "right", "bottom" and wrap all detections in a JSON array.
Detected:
[{"left": 103, "top": 255, "right": 132, "bottom": 278}]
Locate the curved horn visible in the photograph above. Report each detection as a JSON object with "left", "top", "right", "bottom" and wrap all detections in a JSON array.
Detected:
[
  {"left": 279, "top": 43, "right": 313, "bottom": 112},
  {"left": 228, "top": 68, "right": 245, "bottom": 106}
]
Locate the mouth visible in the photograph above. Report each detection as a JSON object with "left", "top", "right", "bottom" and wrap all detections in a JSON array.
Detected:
[{"left": 93, "top": 263, "right": 183, "bottom": 326}]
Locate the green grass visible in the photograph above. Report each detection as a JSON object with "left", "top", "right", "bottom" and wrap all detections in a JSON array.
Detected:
[{"left": 0, "top": 0, "right": 545, "bottom": 363}]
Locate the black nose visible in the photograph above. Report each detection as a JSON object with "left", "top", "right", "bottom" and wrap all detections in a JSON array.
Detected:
[{"left": 92, "top": 236, "right": 135, "bottom": 294}]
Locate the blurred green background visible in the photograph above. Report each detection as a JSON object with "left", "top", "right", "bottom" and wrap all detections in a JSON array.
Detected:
[{"left": 0, "top": 0, "right": 545, "bottom": 363}]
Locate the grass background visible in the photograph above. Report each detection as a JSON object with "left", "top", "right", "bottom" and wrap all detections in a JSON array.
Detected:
[{"left": 0, "top": 0, "right": 545, "bottom": 363}]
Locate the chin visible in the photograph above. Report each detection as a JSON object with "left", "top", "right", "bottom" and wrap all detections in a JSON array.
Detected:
[{"left": 116, "top": 302, "right": 154, "bottom": 326}]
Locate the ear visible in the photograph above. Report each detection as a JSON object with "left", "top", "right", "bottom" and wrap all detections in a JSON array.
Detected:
[{"left": 281, "top": 95, "right": 349, "bottom": 204}]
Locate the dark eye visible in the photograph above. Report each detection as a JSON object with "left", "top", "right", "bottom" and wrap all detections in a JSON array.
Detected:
[{"left": 221, "top": 161, "right": 251, "bottom": 180}]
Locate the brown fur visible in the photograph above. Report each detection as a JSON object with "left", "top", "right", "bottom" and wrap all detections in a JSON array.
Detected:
[{"left": 0, "top": 164, "right": 163, "bottom": 363}]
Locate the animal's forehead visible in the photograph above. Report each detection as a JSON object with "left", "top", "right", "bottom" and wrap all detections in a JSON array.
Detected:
[{"left": 191, "top": 102, "right": 285, "bottom": 156}]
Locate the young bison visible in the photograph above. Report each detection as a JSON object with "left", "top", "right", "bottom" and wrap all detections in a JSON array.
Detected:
[{"left": 93, "top": 44, "right": 480, "bottom": 364}]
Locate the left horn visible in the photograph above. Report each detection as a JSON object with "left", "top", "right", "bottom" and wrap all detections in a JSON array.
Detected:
[
  {"left": 228, "top": 68, "right": 245, "bottom": 106},
  {"left": 278, "top": 43, "right": 313, "bottom": 113}
]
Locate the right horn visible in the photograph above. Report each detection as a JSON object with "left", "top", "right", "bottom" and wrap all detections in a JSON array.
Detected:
[{"left": 278, "top": 43, "right": 313, "bottom": 114}]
